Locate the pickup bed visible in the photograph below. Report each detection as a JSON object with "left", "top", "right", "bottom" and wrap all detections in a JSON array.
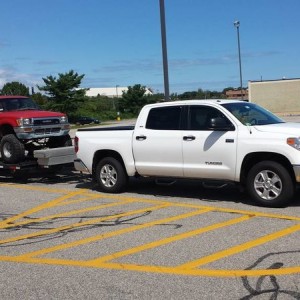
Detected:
[{"left": 74, "top": 100, "right": 300, "bottom": 207}]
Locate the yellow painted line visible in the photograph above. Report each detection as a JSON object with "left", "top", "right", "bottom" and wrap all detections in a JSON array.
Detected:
[
  {"left": 0, "top": 203, "right": 170, "bottom": 245},
  {"left": 88, "top": 261, "right": 300, "bottom": 277},
  {"left": 89, "top": 214, "right": 252, "bottom": 265},
  {"left": 18, "top": 208, "right": 212, "bottom": 259},
  {"left": 165, "top": 202, "right": 300, "bottom": 222},
  {"left": 2, "top": 255, "right": 300, "bottom": 277},
  {"left": 1, "top": 184, "right": 300, "bottom": 277},
  {"left": 3, "top": 199, "right": 136, "bottom": 229},
  {"left": 57, "top": 194, "right": 104, "bottom": 206},
  {"left": 178, "top": 222, "right": 300, "bottom": 270},
  {"left": 2, "top": 182, "right": 300, "bottom": 221},
  {"left": 0, "top": 190, "right": 86, "bottom": 228}
]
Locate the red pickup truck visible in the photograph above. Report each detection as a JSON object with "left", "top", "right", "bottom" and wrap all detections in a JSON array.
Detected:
[{"left": 0, "top": 95, "right": 71, "bottom": 163}]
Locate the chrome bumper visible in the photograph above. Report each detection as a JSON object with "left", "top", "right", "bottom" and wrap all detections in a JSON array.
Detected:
[
  {"left": 293, "top": 165, "right": 300, "bottom": 182},
  {"left": 15, "top": 125, "right": 70, "bottom": 139},
  {"left": 74, "top": 159, "right": 90, "bottom": 173}
]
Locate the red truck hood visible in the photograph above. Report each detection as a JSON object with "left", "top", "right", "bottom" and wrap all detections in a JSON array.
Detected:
[{"left": 4, "top": 110, "right": 65, "bottom": 118}]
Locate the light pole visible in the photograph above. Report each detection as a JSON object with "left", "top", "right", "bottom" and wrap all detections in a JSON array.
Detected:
[
  {"left": 116, "top": 85, "right": 119, "bottom": 98},
  {"left": 113, "top": 85, "right": 119, "bottom": 111},
  {"left": 234, "top": 20, "right": 243, "bottom": 100},
  {"left": 159, "top": 0, "right": 170, "bottom": 101}
]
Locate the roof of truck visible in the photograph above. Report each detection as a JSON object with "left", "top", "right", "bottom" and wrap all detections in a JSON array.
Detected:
[{"left": 145, "top": 99, "right": 247, "bottom": 108}]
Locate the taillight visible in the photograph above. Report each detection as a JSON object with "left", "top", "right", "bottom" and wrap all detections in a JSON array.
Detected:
[{"left": 74, "top": 136, "right": 79, "bottom": 153}]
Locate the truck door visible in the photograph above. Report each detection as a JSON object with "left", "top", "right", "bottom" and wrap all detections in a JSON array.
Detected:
[
  {"left": 133, "top": 105, "right": 184, "bottom": 177},
  {"left": 183, "top": 105, "right": 237, "bottom": 180}
]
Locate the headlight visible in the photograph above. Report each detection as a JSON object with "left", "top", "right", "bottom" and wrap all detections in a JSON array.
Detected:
[
  {"left": 287, "top": 137, "right": 300, "bottom": 150},
  {"left": 60, "top": 116, "right": 68, "bottom": 123},
  {"left": 16, "top": 118, "right": 32, "bottom": 126}
]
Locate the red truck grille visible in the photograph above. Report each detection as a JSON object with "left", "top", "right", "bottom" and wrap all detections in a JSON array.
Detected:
[
  {"left": 34, "top": 128, "right": 61, "bottom": 135},
  {"left": 33, "top": 118, "right": 60, "bottom": 125}
]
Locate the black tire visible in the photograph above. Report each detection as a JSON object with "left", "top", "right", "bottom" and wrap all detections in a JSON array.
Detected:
[
  {"left": 0, "top": 134, "right": 25, "bottom": 163},
  {"left": 246, "top": 161, "right": 294, "bottom": 207},
  {"left": 95, "top": 157, "right": 128, "bottom": 193},
  {"left": 48, "top": 134, "right": 72, "bottom": 148}
]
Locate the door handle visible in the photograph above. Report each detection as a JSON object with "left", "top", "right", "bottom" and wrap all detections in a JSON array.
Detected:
[
  {"left": 136, "top": 135, "right": 147, "bottom": 141},
  {"left": 183, "top": 135, "right": 196, "bottom": 141}
]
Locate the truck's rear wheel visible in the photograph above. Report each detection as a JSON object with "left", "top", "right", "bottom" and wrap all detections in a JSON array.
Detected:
[
  {"left": 0, "top": 134, "right": 25, "bottom": 163},
  {"left": 95, "top": 157, "right": 128, "bottom": 193},
  {"left": 246, "top": 161, "right": 294, "bottom": 207}
]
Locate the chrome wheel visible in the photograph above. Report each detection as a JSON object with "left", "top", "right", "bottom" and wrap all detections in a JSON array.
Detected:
[
  {"left": 254, "top": 169, "right": 282, "bottom": 201},
  {"left": 3, "top": 142, "right": 12, "bottom": 158},
  {"left": 96, "top": 157, "right": 128, "bottom": 193},
  {"left": 0, "top": 134, "right": 25, "bottom": 163},
  {"left": 100, "top": 164, "right": 117, "bottom": 188}
]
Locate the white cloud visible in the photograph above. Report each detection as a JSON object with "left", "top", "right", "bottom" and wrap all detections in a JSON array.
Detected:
[{"left": 0, "top": 67, "right": 42, "bottom": 89}]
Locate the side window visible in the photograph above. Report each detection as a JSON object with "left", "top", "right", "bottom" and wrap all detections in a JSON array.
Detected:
[
  {"left": 146, "top": 106, "right": 182, "bottom": 130},
  {"left": 189, "top": 106, "right": 231, "bottom": 130}
]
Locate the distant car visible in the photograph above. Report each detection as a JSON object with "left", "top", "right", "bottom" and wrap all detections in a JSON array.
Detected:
[{"left": 75, "top": 116, "right": 100, "bottom": 125}]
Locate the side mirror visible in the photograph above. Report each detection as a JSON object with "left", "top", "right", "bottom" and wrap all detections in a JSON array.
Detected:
[{"left": 208, "top": 117, "right": 235, "bottom": 131}]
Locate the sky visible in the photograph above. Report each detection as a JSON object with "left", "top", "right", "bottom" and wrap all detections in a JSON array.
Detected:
[{"left": 0, "top": 0, "right": 300, "bottom": 94}]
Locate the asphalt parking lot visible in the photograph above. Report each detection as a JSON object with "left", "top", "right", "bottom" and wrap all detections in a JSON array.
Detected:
[{"left": 0, "top": 167, "right": 300, "bottom": 299}]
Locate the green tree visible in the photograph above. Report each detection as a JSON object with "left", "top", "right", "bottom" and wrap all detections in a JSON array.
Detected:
[
  {"left": 37, "top": 70, "right": 87, "bottom": 114},
  {"left": 1, "top": 81, "right": 29, "bottom": 96},
  {"left": 119, "top": 84, "right": 153, "bottom": 114},
  {"left": 31, "top": 92, "right": 48, "bottom": 108}
]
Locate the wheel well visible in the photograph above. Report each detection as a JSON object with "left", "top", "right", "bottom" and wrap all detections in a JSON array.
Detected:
[
  {"left": 0, "top": 124, "right": 15, "bottom": 138},
  {"left": 240, "top": 152, "right": 295, "bottom": 185},
  {"left": 92, "top": 150, "right": 127, "bottom": 178}
]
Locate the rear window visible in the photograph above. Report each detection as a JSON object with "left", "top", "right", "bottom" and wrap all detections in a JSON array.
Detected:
[{"left": 146, "top": 106, "right": 182, "bottom": 130}]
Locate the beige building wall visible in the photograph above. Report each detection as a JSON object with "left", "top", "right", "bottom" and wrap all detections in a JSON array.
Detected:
[{"left": 248, "top": 79, "right": 300, "bottom": 114}]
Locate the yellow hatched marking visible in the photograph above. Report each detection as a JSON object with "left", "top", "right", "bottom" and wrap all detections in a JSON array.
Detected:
[
  {"left": 1, "top": 184, "right": 300, "bottom": 277},
  {"left": 178, "top": 222, "right": 300, "bottom": 269},
  {"left": 0, "top": 203, "right": 169, "bottom": 245},
  {"left": 89, "top": 214, "right": 251, "bottom": 265},
  {"left": 3, "top": 182, "right": 300, "bottom": 221},
  {"left": 55, "top": 193, "right": 103, "bottom": 206},
  {"left": 2, "top": 199, "right": 135, "bottom": 229},
  {"left": 18, "top": 208, "right": 212, "bottom": 259},
  {"left": 58, "top": 193, "right": 152, "bottom": 206},
  {"left": 0, "top": 190, "right": 86, "bottom": 228}
]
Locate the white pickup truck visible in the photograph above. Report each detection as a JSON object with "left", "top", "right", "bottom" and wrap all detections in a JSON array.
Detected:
[{"left": 74, "top": 100, "right": 300, "bottom": 207}]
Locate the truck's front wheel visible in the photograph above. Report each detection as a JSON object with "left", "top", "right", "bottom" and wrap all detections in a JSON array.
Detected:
[
  {"left": 0, "top": 134, "right": 25, "bottom": 163},
  {"left": 95, "top": 157, "right": 128, "bottom": 193},
  {"left": 246, "top": 161, "right": 294, "bottom": 207}
]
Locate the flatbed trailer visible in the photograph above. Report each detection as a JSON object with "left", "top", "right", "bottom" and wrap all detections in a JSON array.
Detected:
[{"left": 0, "top": 146, "right": 75, "bottom": 174}]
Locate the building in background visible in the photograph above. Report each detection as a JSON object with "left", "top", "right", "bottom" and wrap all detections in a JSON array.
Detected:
[
  {"left": 248, "top": 78, "right": 300, "bottom": 114},
  {"left": 225, "top": 88, "right": 248, "bottom": 100},
  {"left": 85, "top": 87, "right": 153, "bottom": 98}
]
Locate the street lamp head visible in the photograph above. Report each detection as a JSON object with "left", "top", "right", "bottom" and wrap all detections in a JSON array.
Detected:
[{"left": 234, "top": 20, "right": 240, "bottom": 28}]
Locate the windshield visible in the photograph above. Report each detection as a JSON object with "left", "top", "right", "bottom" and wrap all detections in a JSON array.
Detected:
[
  {"left": 0, "top": 98, "right": 40, "bottom": 112},
  {"left": 221, "top": 102, "right": 284, "bottom": 126}
]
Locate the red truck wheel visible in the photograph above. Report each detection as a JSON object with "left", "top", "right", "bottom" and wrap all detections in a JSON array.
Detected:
[{"left": 0, "top": 134, "right": 25, "bottom": 163}]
